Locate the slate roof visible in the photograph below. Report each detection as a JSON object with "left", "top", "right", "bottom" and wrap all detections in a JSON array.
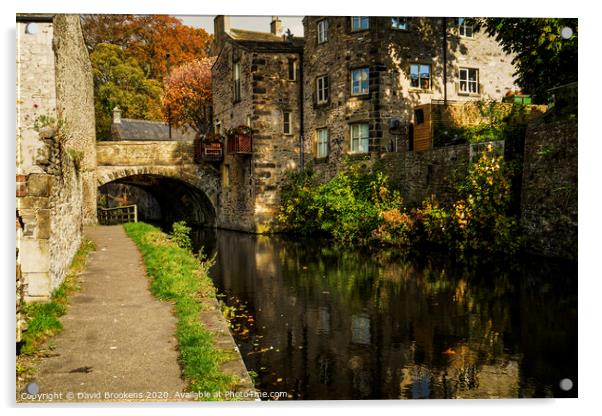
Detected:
[
  {"left": 229, "top": 28, "right": 283, "bottom": 42},
  {"left": 111, "top": 119, "right": 196, "bottom": 141},
  {"left": 225, "top": 29, "right": 304, "bottom": 53}
]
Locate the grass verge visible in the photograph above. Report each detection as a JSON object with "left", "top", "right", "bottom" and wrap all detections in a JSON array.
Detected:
[
  {"left": 18, "top": 239, "right": 96, "bottom": 356},
  {"left": 17, "top": 238, "right": 96, "bottom": 393},
  {"left": 123, "top": 222, "right": 235, "bottom": 398}
]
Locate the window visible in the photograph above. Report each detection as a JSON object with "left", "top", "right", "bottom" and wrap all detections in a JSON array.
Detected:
[
  {"left": 317, "top": 20, "right": 328, "bottom": 43},
  {"left": 246, "top": 115, "right": 252, "bottom": 127},
  {"left": 288, "top": 59, "right": 298, "bottom": 81},
  {"left": 458, "top": 18, "right": 473, "bottom": 38},
  {"left": 283, "top": 111, "right": 292, "bottom": 134},
  {"left": 316, "top": 75, "right": 329, "bottom": 104},
  {"left": 459, "top": 67, "right": 479, "bottom": 93},
  {"left": 351, "top": 67, "right": 369, "bottom": 95},
  {"left": 317, "top": 128, "right": 329, "bottom": 158},
  {"left": 391, "top": 17, "right": 407, "bottom": 30},
  {"left": 233, "top": 62, "right": 241, "bottom": 101},
  {"left": 410, "top": 64, "right": 431, "bottom": 90},
  {"left": 350, "top": 123, "right": 369, "bottom": 153},
  {"left": 215, "top": 121, "right": 221, "bottom": 135},
  {"left": 351, "top": 17, "right": 369, "bottom": 31}
]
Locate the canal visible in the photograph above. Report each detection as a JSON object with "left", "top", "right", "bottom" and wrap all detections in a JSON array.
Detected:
[{"left": 190, "top": 227, "right": 577, "bottom": 400}]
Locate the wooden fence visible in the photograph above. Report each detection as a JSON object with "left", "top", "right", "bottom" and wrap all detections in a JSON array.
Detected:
[{"left": 97, "top": 204, "right": 138, "bottom": 225}]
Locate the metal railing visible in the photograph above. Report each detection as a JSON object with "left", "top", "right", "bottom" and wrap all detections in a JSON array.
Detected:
[{"left": 97, "top": 204, "right": 138, "bottom": 225}]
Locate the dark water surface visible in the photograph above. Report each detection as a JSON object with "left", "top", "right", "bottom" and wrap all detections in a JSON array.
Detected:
[{"left": 190, "top": 228, "right": 577, "bottom": 400}]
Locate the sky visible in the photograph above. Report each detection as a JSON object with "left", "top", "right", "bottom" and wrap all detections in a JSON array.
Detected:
[{"left": 176, "top": 15, "right": 304, "bottom": 37}]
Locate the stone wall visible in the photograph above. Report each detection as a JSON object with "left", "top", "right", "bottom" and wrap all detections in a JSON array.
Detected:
[
  {"left": 302, "top": 16, "right": 516, "bottom": 180},
  {"left": 521, "top": 119, "right": 578, "bottom": 260},
  {"left": 16, "top": 15, "right": 95, "bottom": 301},
  {"left": 53, "top": 15, "right": 97, "bottom": 224},
  {"left": 381, "top": 144, "right": 470, "bottom": 207},
  {"left": 212, "top": 40, "right": 302, "bottom": 232},
  {"left": 96, "top": 140, "right": 195, "bottom": 166}
]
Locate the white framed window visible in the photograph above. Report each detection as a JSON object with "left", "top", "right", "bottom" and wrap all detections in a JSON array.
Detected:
[
  {"left": 350, "top": 123, "right": 369, "bottom": 153},
  {"left": 391, "top": 17, "right": 408, "bottom": 30},
  {"left": 316, "top": 75, "right": 329, "bottom": 104},
  {"left": 351, "top": 67, "right": 369, "bottom": 95},
  {"left": 317, "top": 20, "right": 328, "bottom": 43},
  {"left": 459, "top": 67, "right": 479, "bottom": 93},
  {"left": 288, "top": 59, "right": 298, "bottom": 81},
  {"left": 317, "top": 128, "right": 328, "bottom": 158},
  {"left": 233, "top": 62, "right": 241, "bottom": 101},
  {"left": 351, "top": 17, "right": 369, "bottom": 31},
  {"left": 410, "top": 63, "right": 431, "bottom": 90},
  {"left": 246, "top": 115, "right": 252, "bottom": 127},
  {"left": 283, "top": 111, "right": 292, "bottom": 134},
  {"left": 458, "top": 18, "right": 474, "bottom": 38}
]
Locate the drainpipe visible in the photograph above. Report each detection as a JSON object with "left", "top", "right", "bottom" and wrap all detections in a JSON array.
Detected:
[
  {"left": 166, "top": 53, "right": 172, "bottom": 139},
  {"left": 299, "top": 49, "right": 305, "bottom": 170},
  {"left": 442, "top": 17, "right": 448, "bottom": 104}
]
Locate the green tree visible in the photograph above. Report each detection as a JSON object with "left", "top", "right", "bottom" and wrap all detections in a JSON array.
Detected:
[
  {"left": 90, "top": 43, "right": 163, "bottom": 140},
  {"left": 476, "top": 18, "right": 577, "bottom": 103}
]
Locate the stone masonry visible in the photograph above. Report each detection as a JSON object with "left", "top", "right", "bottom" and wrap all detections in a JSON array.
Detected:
[
  {"left": 16, "top": 14, "right": 96, "bottom": 301},
  {"left": 212, "top": 17, "right": 303, "bottom": 232},
  {"left": 302, "top": 17, "right": 517, "bottom": 180},
  {"left": 521, "top": 119, "right": 578, "bottom": 260}
]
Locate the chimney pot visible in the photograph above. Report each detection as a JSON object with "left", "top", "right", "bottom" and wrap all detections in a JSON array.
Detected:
[
  {"left": 113, "top": 107, "right": 122, "bottom": 124},
  {"left": 270, "top": 16, "right": 283, "bottom": 36}
]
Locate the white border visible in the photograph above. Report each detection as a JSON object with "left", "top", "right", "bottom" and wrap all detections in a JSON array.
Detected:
[{"left": 2, "top": 1, "right": 599, "bottom": 415}]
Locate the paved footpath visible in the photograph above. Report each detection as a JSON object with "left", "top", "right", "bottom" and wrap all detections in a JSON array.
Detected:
[{"left": 31, "top": 225, "right": 186, "bottom": 402}]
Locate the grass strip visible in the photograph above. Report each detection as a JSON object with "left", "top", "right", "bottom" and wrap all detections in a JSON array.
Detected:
[
  {"left": 123, "top": 222, "right": 235, "bottom": 398},
  {"left": 19, "top": 238, "right": 96, "bottom": 356}
]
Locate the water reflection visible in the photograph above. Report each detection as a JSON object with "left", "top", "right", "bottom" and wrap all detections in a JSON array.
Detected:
[{"left": 191, "top": 228, "right": 577, "bottom": 400}]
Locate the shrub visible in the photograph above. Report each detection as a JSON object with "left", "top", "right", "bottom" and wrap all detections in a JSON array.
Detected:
[
  {"left": 170, "top": 220, "right": 193, "bottom": 251},
  {"left": 278, "top": 165, "right": 402, "bottom": 244},
  {"left": 451, "top": 144, "right": 521, "bottom": 253},
  {"left": 414, "top": 196, "right": 451, "bottom": 246}
]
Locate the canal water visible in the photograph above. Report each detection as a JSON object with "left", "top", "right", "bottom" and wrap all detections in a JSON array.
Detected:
[{"left": 190, "top": 227, "right": 577, "bottom": 400}]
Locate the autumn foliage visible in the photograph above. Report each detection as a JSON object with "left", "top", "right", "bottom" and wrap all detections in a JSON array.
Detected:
[
  {"left": 81, "top": 15, "right": 213, "bottom": 80},
  {"left": 162, "top": 57, "right": 216, "bottom": 136}
]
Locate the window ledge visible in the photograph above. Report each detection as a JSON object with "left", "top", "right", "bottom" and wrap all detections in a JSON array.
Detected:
[
  {"left": 346, "top": 152, "right": 371, "bottom": 159},
  {"left": 458, "top": 92, "right": 481, "bottom": 98},
  {"left": 408, "top": 88, "right": 433, "bottom": 94},
  {"left": 349, "top": 93, "right": 371, "bottom": 100},
  {"left": 314, "top": 157, "right": 328, "bottom": 164}
]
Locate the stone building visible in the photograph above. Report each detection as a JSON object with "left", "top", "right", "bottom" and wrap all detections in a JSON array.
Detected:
[
  {"left": 16, "top": 14, "right": 96, "bottom": 302},
  {"left": 211, "top": 16, "right": 517, "bottom": 231},
  {"left": 110, "top": 107, "right": 196, "bottom": 141},
  {"left": 212, "top": 16, "right": 304, "bottom": 232},
  {"left": 302, "top": 16, "right": 517, "bottom": 179}
]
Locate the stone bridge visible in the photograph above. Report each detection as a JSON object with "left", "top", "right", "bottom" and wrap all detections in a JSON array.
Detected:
[{"left": 96, "top": 140, "right": 220, "bottom": 226}]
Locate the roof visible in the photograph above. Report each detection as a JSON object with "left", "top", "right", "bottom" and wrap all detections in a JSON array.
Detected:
[
  {"left": 111, "top": 119, "right": 196, "bottom": 142},
  {"left": 225, "top": 29, "right": 304, "bottom": 53},
  {"left": 229, "top": 28, "right": 283, "bottom": 42}
]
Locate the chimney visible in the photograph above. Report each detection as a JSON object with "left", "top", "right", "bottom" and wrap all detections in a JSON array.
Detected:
[
  {"left": 112, "top": 106, "right": 122, "bottom": 124},
  {"left": 270, "top": 16, "right": 283, "bottom": 36},
  {"left": 213, "top": 15, "right": 231, "bottom": 54}
]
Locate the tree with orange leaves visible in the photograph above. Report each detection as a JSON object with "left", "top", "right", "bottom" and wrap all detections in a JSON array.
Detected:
[
  {"left": 81, "top": 15, "right": 213, "bottom": 80},
  {"left": 161, "top": 57, "right": 216, "bottom": 137}
]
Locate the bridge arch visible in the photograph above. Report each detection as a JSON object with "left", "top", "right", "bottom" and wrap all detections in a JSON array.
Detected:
[{"left": 97, "top": 165, "right": 219, "bottom": 227}]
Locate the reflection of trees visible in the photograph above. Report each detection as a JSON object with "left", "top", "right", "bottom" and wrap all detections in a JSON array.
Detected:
[{"left": 210, "top": 231, "right": 577, "bottom": 399}]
